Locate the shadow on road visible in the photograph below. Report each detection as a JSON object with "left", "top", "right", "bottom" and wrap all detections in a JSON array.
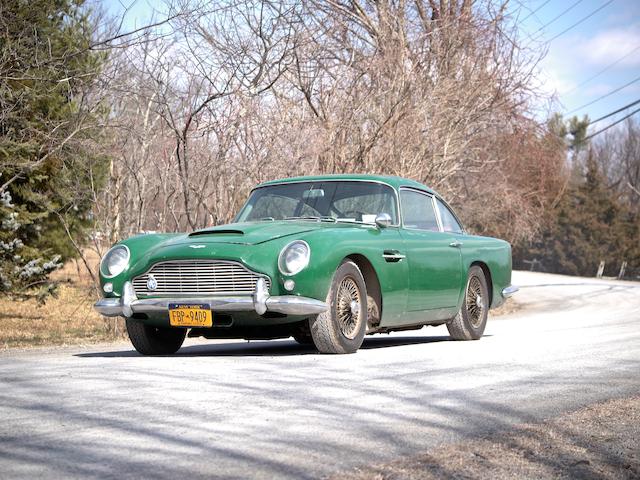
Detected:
[{"left": 75, "top": 335, "right": 455, "bottom": 358}]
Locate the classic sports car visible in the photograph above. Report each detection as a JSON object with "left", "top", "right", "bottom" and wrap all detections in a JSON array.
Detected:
[{"left": 95, "top": 174, "right": 517, "bottom": 354}]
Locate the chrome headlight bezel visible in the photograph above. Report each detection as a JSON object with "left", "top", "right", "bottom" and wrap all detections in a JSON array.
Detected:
[
  {"left": 100, "top": 245, "right": 130, "bottom": 278},
  {"left": 278, "top": 240, "right": 310, "bottom": 276}
]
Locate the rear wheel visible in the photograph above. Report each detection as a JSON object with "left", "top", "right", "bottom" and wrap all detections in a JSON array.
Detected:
[
  {"left": 447, "top": 265, "right": 489, "bottom": 340},
  {"left": 310, "top": 260, "right": 368, "bottom": 354},
  {"left": 126, "top": 319, "right": 186, "bottom": 355}
]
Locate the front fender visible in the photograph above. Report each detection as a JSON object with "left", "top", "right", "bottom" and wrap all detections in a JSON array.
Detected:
[
  {"left": 100, "top": 233, "right": 184, "bottom": 296},
  {"left": 283, "top": 226, "right": 408, "bottom": 321}
]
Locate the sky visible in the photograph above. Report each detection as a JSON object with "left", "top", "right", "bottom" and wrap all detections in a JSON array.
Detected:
[
  {"left": 103, "top": 0, "right": 640, "bottom": 136},
  {"left": 515, "top": 0, "right": 640, "bottom": 133}
]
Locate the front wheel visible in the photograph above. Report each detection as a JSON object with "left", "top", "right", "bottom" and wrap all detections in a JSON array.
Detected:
[
  {"left": 310, "top": 260, "right": 368, "bottom": 354},
  {"left": 292, "top": 325, "right": 314, "bottom": 345},
  {"left": 126, "top": 319, "right": 186, "bottom": 355},
  {"left": 447, "top": 265, "right": 489, "bottom": 340}
]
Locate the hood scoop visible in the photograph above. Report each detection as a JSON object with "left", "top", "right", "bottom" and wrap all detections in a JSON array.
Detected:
[{"left": 189, "top": 229, "right": 244, "bottom": 237}]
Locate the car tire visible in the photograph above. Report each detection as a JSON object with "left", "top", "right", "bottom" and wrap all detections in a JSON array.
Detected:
[
  {"left": 126, "top": 319, "right": 186, "bottom": 355},
  {"left": 310, "top": 260, "right": 368, "bottom": 354},
  {"left": 292, "top": 322, "right": 314, "bottom": 345},
  {"left": 447, "top": 265, "right": 489, "bottom": 341},
  {"left": 292, "top": 331, "right": 314, "bottom": 345}
]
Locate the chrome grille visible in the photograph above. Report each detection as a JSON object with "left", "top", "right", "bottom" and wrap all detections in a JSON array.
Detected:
[{"left": 132, "top": 260, "right": 269, "bottom": 297}]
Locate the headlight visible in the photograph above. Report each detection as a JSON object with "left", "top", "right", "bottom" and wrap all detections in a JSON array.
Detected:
[
  {"left": 278, "top": 240, "right": 310, "bottom": 275},
  {"left": 100, "top": 245, "right": 130, "bottom": 278}
]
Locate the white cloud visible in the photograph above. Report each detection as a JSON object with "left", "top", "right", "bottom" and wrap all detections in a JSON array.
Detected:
[
  {"left": 534, "top": 45, "right": 580, "bottom": 98},
  {"left": 541, "top": 67, "right": 577, "bottom": 96},
  {"left": 580, "top": 24, "right": 640, "bottom": 67}
]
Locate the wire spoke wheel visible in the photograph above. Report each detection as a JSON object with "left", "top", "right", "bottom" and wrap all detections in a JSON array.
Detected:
[
  {"left": 465, "top": 275, "right": 485, "bottom": 329},
  {"left": 447, "top": 266, "right": 489, "bottom": 341},
  {"left": 309, "top": 260, "right": 368, "bottom": 354},
  {"left": 336, "top": 276, "right": 362, "bottom": 340}
]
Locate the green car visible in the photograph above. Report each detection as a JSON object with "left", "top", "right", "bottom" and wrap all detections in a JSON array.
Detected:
[{"left": 95, "top": 174, "right": 517, "bottom": 354}]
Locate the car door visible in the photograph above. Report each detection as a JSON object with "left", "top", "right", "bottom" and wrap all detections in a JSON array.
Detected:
[{"left": 398, "top": 188, "right": 462, "bottom": 318}]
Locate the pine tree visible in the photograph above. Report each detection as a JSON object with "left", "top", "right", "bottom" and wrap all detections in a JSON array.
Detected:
[
  {"left": 522, "top": 150, "right": 632, "bottom": 276},
  {"left": 516, "top": 114, "right": 638, "bottom": 277},
  {"left": 0, "top": 0, "right": 108, "bottom": 301}
]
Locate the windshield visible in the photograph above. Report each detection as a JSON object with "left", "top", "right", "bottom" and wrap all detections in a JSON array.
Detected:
[{"left": 235, "top": 181, "right": 398, "bottom": 224}]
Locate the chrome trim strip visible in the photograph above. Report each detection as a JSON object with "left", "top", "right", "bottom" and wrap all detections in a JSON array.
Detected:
[
  {"left": 96, "top": 296, "right": 327, "bottom": 316},
  {"left": 398, "top": 186, "right": 443, "bottom": 232},
  {"left": 131, "top": 296, "right": 256, "bottom": 313},
  {"left": 122, "top": 281, "right": 136, "bottom": 317},
  {"left": 94, "top": 279, "right": 328, "bottom": 317},
  {"left": 265, "top": 296, "right": 328, "bottom": 315},
  {"left": 253, "top": 277, "right": 268, "bottom": 315},
  {"left": 398, "top": 186, "right": 467, "bottom": 234},
  {"left": 432, "top": 194, "right": 444, "bottom": 232},
  {"left": 94, "top": 298, "right": 123, "bottom": 317},
  {"left": 501, "top": 285, "right": 519, "bottom": 298}
]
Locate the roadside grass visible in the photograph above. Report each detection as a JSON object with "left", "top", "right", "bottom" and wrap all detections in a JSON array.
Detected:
[
  {"left": 490, "top": 297, "right": 520, "bottom": 317},
  {"left": 0, "top": 253, "right": 125, "bottom": 350}
]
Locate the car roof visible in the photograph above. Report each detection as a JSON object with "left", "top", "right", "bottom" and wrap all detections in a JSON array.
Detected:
[{"left": 257, "top": 174, "right": 439, "bottom": 196}]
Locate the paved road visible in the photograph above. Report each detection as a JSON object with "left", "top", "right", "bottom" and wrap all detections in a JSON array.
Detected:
[{"left": 1, "top": 271, "right": 639, "bottom": 479}]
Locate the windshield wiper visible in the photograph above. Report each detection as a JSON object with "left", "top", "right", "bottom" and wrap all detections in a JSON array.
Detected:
[{"left": 284, "top": 216, "right": 336, "bottom": 222}]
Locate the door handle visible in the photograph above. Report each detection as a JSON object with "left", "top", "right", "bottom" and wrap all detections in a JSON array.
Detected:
[
  {"left": 449, "top": 240, "right": 463, "bottom": 248},
  {"left": 383, "top": 250, "right": 406, "bottom": 262}
]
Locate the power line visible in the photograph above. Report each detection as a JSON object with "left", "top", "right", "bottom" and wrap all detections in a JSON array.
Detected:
[
  {"left": 520, "top": 0, "right": 553, "bottom": 23},
  {"left": 533, "top": 0, "right": 586, "bottom": 36},
  {"left": 566, "top": 74, "right": 640, "bottom": 115},
  {"left": 589, "top": 98, "right": 640, "bottom": 125},
  {"left": 566, "top": 44, "right": 640, "bottom": 94},
  {"left": 548, "top": 0, "right": 615, "bottom": 42},
  {"left": 584, "top": 105, "right": 640, "bottom": 141}
]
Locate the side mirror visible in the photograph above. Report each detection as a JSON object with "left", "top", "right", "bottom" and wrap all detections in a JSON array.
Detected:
[{"left": 375, "top": 213, "right": 392, "bottom": 228}]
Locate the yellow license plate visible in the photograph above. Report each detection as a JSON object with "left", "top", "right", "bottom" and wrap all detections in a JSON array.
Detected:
[{"left": 168, "top": 303, "right": 212, "bottom": 327}]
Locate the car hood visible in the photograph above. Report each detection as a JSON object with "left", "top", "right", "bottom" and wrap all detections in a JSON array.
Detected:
[{"left": 168, "top": 221, "right": 336, "bottom": 246}]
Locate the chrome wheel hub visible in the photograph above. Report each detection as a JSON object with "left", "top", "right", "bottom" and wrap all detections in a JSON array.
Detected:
[
  {"left": 336, "top": 277, "right": 362, "bottom": 340},
  {"left": 466, "top": 276, "right": 485, "bottom": 329},
  {"left": 350, "top": 300, "right": 360, "bottom": 316}
]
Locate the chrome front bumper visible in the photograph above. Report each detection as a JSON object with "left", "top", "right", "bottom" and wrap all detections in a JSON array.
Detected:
[
  {"left": 501, "top": 285, "right": 519, "bottom": 298},
  {"left": 94, "top": 278, "right": 328, "bottom": 318}
]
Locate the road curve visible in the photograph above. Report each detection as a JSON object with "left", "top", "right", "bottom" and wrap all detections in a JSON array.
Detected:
[{"left": 1, "top": 271, "right": 639, "bottom": 479}]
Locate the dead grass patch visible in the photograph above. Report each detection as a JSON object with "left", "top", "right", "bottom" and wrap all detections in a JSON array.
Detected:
[
  {"left": 0, "top": 251, "right": 125, "bottom": 350},
  {"left": 0, "top": 284, "right": 125, "bottom": 349},
  {"left": 490, "top": 298, "right": 520, "bottom": 317},
  {"left": 333, "top": 396, "right": 640, "bottom": 480}
]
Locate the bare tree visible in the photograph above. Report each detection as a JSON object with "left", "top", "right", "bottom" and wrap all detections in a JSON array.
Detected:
[{"left": 92, "top": 0, "right": 564, "bottom": 253}]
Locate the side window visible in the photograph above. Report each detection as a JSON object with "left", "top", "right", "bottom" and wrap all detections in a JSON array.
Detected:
[
  {"left": 400, "top": 190, "right": 439, "bottom": 231},
  {"left": 436, "top": 199, "right": 464, "bottom": 233}
]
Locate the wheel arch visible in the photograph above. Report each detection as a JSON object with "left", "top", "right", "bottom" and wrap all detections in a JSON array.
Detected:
[
  {"left": 470, "top": 260, "right": 493, "bottom": 308},
  {"left": 345, "top": 253, "right": 383, "bottom": 324}
]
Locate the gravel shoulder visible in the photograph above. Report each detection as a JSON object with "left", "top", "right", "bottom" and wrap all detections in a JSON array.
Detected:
[{"left": 334, "top": 395, "right": 640, "bottom": 480}]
